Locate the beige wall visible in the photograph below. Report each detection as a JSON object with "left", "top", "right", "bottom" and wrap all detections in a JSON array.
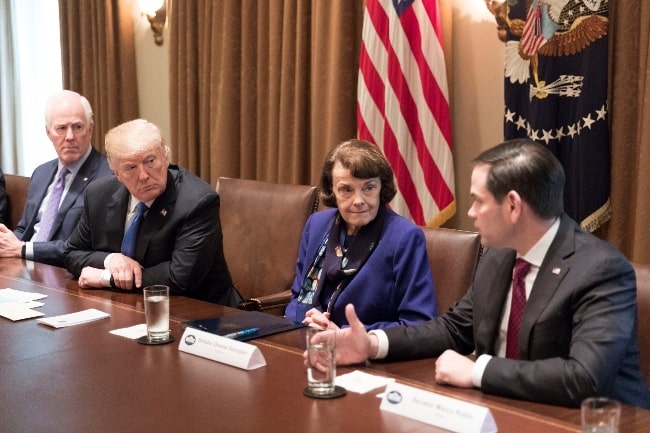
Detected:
[
  {"left": 132, "top": 0, "right": 504, "bottom": 231},
  {"left": 446, "top": 0, "right": 504, "bottom": 231},
  {"left": 132, "top": 4, "right": 171, "bottom": 142}
]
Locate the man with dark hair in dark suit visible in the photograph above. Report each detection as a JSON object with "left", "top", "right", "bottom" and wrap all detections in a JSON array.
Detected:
[
  {"left": 64, "top": 118, "right": 241, "bottom": 306},
  {"left": 0, "top": 90, "right": 112, "bottom": 266},
  {"left": 309, "top": 139, "right": 650, "bottom": 409}
]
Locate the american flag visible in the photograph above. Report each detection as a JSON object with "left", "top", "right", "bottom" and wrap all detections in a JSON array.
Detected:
[
  {"left": 357, "top": 0, "right": 455, "bottom": 227},
  {"left": 519, "top": 2, "right": 546, "bottom": 58}
]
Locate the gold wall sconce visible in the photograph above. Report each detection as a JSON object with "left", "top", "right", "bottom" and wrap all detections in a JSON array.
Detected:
[{"left": 140, "top": 0, "right": 167, "bottom": 46}]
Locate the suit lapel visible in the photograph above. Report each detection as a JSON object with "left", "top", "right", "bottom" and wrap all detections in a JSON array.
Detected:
[
  {"left": 519, "top": 215, "right": 575, "bottom": 357},
  {"left": 23, "top": 162, "right": 57, "bottom": 236},
  {"left": 52, "top": 150, "right": 103, "bottom": 235},
  {"left": 108, "top": 188, "right": 130, "bottom": 251},
  {"left": 135, "top": 169, "right": 177, "bottom": 259},
  {"left": 474, "top": 249, "right": 517, "bottom": 354}
]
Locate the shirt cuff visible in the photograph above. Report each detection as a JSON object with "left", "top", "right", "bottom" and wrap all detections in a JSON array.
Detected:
[
  {"left": 24, "top": 241, "right": 34, "bottom": 260},
  {"left": 368, "top": 329, "right": 389, "bottom": 359},
  {"left": 104, "top": 253, "right": 116, "bottom": 269},
  {"left": 472, "top": 354, "right": 492, "bottom": 388},
  {"left": 100, "top": 269, "right": 112, "bottom": 288}
]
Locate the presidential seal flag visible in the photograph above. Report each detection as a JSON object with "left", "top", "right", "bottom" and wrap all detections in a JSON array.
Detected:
[
  {"left": 491, "top": 0, "right": 610, "bottom": 231},
  {"left": 357, "top": 0, "right": 455, "bottom": 227}
]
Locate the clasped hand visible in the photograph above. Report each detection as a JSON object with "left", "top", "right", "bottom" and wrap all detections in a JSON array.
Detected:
[
  {"left": 78, "top": 253, "right": 143, "bottom": 289},
  {"left": 302, "top": 308, "right": 339, "bottom": 330},
  {"left": 0, "top": 224, "right": 23, "bottom": 258}
]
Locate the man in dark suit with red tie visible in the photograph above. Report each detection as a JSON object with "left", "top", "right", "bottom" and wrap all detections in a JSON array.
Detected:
[
  {"left": 64, "top": 119, "right": 241, "bottom": 306},
  {"left": 0, "top": 90, "right": 112, "bottom": 267},
  {"left": 312, "top": 139, "right": 650, "bottom": 408}
]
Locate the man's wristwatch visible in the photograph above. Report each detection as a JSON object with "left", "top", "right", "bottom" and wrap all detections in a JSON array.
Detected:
[{"left": 100, "top": 269, "right": 112, "bottom": 287}]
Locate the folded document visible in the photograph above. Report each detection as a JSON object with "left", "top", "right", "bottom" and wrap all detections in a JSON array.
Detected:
[{"left": 37, "top": 308, "right": 110, "bottom": 328}]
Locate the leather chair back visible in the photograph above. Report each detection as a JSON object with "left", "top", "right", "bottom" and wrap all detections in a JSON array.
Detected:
[
  {"left": 632, "top": 262, "right": 650, "bottom": 387},
  {"left": 216, "top": 177, "right": 319, "bottom": 315},
  {"left": 421, "top": 227, "right": 482, "bottom": 315},
  {"left": 4, "top": 174, "right": 30, "bottom": 230}
]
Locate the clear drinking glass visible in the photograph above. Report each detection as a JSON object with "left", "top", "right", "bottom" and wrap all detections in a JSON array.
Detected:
[
  {"left": 143, "top": 285, "right": 170, "bottom": 342},
  {"left": 581, "top": 397, "right": 621, "bottom": 433},
  {"left": 305, "top": 327, "right": 336, "bottom": 395}
]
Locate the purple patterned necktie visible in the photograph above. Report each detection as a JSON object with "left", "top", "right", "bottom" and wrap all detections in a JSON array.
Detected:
[
  {"left": 33, "top": 168, "right": 70, "bottom": 242},
  {"left": 506, "top": 258, "right": 531, "bottom": 359}
]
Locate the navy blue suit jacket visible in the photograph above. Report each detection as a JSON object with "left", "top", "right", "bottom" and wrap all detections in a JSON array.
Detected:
[
  {"left": 64, "top": 165, "right": 239, "bottom": 306},
  {"left": 14, "top": 148, "right": 112, "bottom": 266}
]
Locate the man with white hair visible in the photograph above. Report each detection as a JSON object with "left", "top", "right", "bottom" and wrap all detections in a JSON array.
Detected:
[
  {"left": 0, "top": 90, "right": 111, "bottom": 266},
  {"left": 64, "top": 119, "right": 241, "bottom": 306}
]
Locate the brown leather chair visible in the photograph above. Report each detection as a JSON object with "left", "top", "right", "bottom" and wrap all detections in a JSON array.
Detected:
[
  {"left": 216, "top": 177, "right": 319, "bottom": 316},
  {"left": 632, "top": 262, "right": 650, "bottom": 388},
  {"left": 4, "top": 174, "right": 30, "bottom": 230},
  {"left": 421, "top": 226, "right": 482, "bottom": 315}
]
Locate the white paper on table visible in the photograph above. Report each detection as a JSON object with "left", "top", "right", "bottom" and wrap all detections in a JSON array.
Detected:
[
  {"left": 0, "top": 288, "right": 48, "bottom": 303},
  {"left": 37, "top": 308, "right": 110, "bottom": 328},
  {"left": 335, "top": 370, "right": 396, "bottom": 394},
  {"left": 110, "top": 323, "right": 148, "bottom": 339},
  {"left": 0, "top": 303, "right": 46, "bottom": 321}
]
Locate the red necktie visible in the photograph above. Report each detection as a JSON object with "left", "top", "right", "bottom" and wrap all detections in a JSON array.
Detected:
[{"left": 506, "top": 258, "right": 531, "bottom": 359}]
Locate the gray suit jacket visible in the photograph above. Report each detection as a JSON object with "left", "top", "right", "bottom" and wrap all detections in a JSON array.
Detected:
[
  {"left": 64, "top": 165, "right": 240, "bottom": 306},
  {"left": 14, "top": 148, "right": 112, "bottom": 266},
  {"left": 384, "top": 214, "right": 650, "bottom": 408}
]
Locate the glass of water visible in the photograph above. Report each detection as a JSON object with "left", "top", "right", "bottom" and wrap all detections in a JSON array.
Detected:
[
  {"left": 581, "top": 397, "right": 621, "bottom": 433},
  {"left": 305, "top": 327, "right": 336, "bottom": 396},
  {"left": 143, "top": 285, "right": 170, "bottom": 342}
]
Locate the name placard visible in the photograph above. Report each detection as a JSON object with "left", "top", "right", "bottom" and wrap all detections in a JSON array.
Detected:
[
  {"left": 380, "top": 382, "right": 497, "bottom": 433},
  {"left": 178, "top": 327, "right": 266, "bottom": 370}
]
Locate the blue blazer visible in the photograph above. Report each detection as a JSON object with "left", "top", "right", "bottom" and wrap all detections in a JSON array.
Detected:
[
  {"left": 384, "top": 214, "right": 650, "bottom": 408},
  {"left": 14, "top": 148, "right": 112, "bottom": 266},
  {"left": 285, "top": 207, "right": 437, "bottom": 330}
]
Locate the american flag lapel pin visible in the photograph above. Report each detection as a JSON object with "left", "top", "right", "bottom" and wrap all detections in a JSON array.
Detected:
[
  {"left": 552, "top": 267, "right": 561, "bottom": 275},
  {"left": 161, "top": 208, "right": 167, "bottom": 217}
]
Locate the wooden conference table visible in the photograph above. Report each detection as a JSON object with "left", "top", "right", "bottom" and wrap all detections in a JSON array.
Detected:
[{"left": 1, "top": 259, "right": 649, "bottom": 433}]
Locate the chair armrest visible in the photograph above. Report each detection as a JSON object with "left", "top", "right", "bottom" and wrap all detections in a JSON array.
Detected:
[{"left": 238, "top": 290, "right": 292, "bottom": 317}]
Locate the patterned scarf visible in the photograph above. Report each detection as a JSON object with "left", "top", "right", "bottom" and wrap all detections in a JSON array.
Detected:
[{"left": 294, "top": 206, "right": 387, "bottom": 322}]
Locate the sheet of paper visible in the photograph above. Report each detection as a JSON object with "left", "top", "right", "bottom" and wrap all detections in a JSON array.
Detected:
[
  {"left": 0, "top": 303, "right": 45, "bottom": 321},
  {"left": 37, "top": 308, "right": 110, "bottom": 328},
  {"left": 335, "top": 370, "right": 395, "bottom": 394},
  {"left": 110, "top": 323, "right": 148, "bottom": 339},
  {"left": 0, "top": 288, "right": 48, "bottom": 303},
  {"left": 0, "top": 288, "right": 47, "bottom": 321}
]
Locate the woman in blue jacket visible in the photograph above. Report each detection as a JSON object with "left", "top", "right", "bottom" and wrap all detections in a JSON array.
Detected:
[{"left": 285, "top": 139, "right": 437, "bottom": 330}]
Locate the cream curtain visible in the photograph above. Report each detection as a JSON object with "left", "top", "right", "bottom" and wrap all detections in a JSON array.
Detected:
[{"left": 58, "top": 0, "right": 139, "bottom": 153}]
